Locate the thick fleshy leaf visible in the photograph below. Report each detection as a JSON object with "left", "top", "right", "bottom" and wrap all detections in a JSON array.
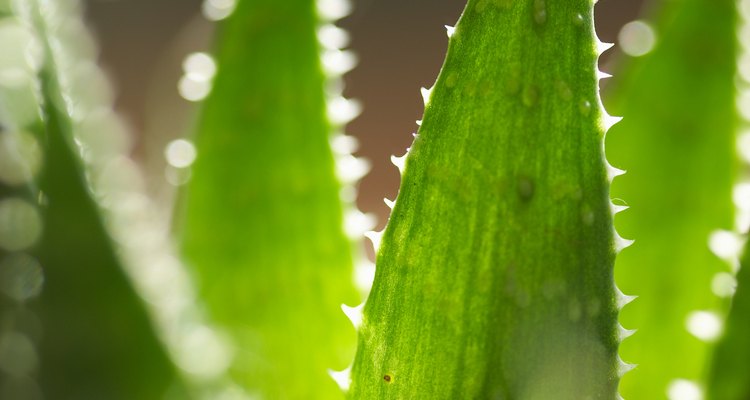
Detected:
[{"left": 348, "top": 0, "right": 621, "bottom": 398}]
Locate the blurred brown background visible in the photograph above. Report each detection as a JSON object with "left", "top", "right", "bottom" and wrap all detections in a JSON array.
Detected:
[{"left": 82, "top": 0, "right": 646, "bottom": 231}]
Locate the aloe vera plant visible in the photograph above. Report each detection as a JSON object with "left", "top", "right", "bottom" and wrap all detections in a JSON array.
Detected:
[
  {"left": 178, "top": 0, "right": 360, "bottom": 398},
  {"left": 4, "top": 0, "right": 750, "bottom": 398},
  {"left": 346, "top": 0, "right": 628, "bottom": 397},
  {"left": 607, "top": 0, "right": 738, "bottom": 397}
]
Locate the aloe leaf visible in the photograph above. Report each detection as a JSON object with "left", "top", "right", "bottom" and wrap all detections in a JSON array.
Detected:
[
  {"left": 179, "top": 0, "right": 360, "bottom": 397},
  {"left": 707, "top": 244, "right": 750, "bottom": 399},
  {"left": 0, "top": 1, "right": 184, "bottom": 398},
  {"left": 606, "top": 0, "right": 738, "bottom": 397},
  {"left": 348, "top": 0, "right": 624, "bottom": 398}
]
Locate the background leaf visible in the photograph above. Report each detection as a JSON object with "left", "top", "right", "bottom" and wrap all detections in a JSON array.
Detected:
[
  {"left": 707, "top": 242, "right": 750, "bottom": 399},
  {"left": 606, "top": 0, "right": 738, "bottom": 397},
  {"left": 179, "top": 0, "right": 360, "bottom": 398},
  {"left": 0, "top": 1, "right": 185, "bottom": 398}
]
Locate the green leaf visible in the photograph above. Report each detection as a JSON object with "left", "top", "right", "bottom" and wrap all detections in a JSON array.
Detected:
[
  {"left": 34, "top": 81, "right": 182, "bottom": 399},
  {"left": 707, "top": 246, "right": 750, "bottom": 399},
  {"left": 0, "top": 2, "right": 184, "bottom": 398},
  {"left": 606, "top": 0, "right": 738, "bottom": 397},
  {"left": 179, "top": 0, "right": 360, "bottom": 397},
  {"left": 348, "top": 0, "right": 622, "bottom": 398}
]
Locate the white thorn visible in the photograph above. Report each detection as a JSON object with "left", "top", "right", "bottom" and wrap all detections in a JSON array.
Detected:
[
  {"left": 618, "top": 324, "right": 637, "bottom": 341},
  {"left": 364, "top": 229, "right": 384, "bottom": 252},
  {"left": 615, "top": 232, "right": 635, "bottom": 252},
  {"left": 341, "top": 303, "right": 365, "bottom": 330},
  {"left": 421, "top": 86, "right": 433, "bottom": 105},
  {"left": 610, "top": 201, "right": 629, "bottom": 215},
  {"left": 391, "top": 153, "right": 407, "bottom": 174},
  {"left": 416, "top": 120, "right": 422, "bottom": 126},
  {"left": 597, "top": 69, "right": 613, "bottom": 80},
  {"left": 328, "top": 365, "right": 352, "bottom": 391},
  {"left": 615, "top": 285, "right": 637, "bottom": 309},
  {"left": 607, "top": 163, "right": 626, "bottom": 182},
  {"left": 617, "top": 357, "right": 637, "bottom": 377},
  {"left": 384, "top": 197, "right": 395, "bottom": 209},
  {"left": 597, "top": 41, "right": 615, "bottom": 55},
  {"left": 445, "top": 25, "right": 455, "bottom": 38},
  {"left": 603, "top": 114, "right": 623, "bottom": 130}
]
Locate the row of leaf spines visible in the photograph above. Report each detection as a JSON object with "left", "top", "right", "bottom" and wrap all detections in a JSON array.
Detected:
[
  {"left": 589, "top": 2, "right": 639, "bottom": 396},
  {"left": 27, "top": 0, "right": 245, "bottom": 397},
  {"left": 314, "top": 0, "right": 383, "bottom": 393},
  {"left": 315, "top": 0, "right": 378, "bottom": 300}
]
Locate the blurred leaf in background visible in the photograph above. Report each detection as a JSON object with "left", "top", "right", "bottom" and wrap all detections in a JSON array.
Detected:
[
  {"left": 179, "top": 0, "right": 361, "bottom": 398},
  {"left": 607, "top": 0, "right": 738, "bottom": 397},
  {"left": 1, "top": 1, "right": 185, "bottom": 398}
]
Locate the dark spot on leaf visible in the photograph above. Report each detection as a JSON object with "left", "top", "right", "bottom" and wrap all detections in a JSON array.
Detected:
[{"left": 517, "top": 176, "right": 534, "bottom": 202}]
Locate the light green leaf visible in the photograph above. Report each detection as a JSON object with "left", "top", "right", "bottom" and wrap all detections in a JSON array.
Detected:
[
  {"left": 607, "top": 0, "right": 738, "bottom": 398},
  {"left": 179, "top": 0, "right": 359, "bottom": 398},
  {"left": 348, "top": 0, "right": 622, "bottom": 398}
]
